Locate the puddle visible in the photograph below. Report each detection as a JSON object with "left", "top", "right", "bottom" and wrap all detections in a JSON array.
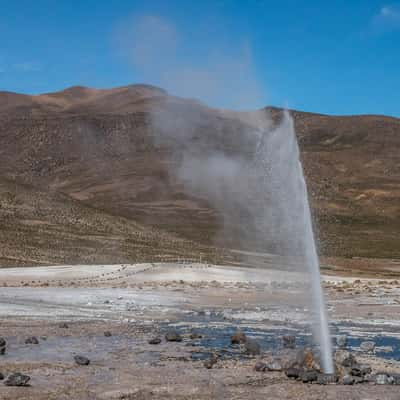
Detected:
[{"left": 1, "top": 334, "right": 158, "bottom": 364}]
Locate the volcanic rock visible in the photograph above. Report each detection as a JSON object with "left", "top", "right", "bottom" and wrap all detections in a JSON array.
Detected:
[
  {"left": 300, "top": 350, "right": 321, "bottom": 371},
  {"left": 203, "top": 355, "right": 218, "bottom": 369},
  {"left": 390, "top": 374, "right": 400, "bottom": 385},
  {"left": 74, "top": 355, "right": 90, "bottom": 366},
  {"left": 190, "top": 332, "right": 203, "bottom": 340},
  {"left": 342, "top": 354, "right": 358, "bottom": 368},
  {"left": 336, "top": 335, "right": 348, "bottom": 348},
  {"left": 265, "top": 360, "right": 283, "bottom": 372},
  {"left": 375, "top": 373, "right": 390, "bottom": 385},
  {"left": 360, "top": 341, "right": 375, "bottom": 352},
  {"left": 285, "top": 367, "right": 301, "bottom": 379},
  {"left": 4, "top": 373, "right": 30, "bottom": 386},
  {"left": 25, "top": 336, "right": 39, "bottom": 344},
  {"left": 300, "top": 370, "right": 318, "bottom": 383},
  {"left": 254, "top": 361, "right": 267, "bottom": 372},
  {"left": 244, "top": 338, "right": 261, "bottom": 355},
  {"left": 282, "top": 335, "right": 296, "bottom": 349},
  {"left": 165, "top": 331, "right": 182, "bottom": 342},
  {"left": 231, "top": 330, "right": 247, "bottom": 344},
  {"left": 0, "top": 372, "right": 4, "bottom": 380},
  {"left": 360, "top": 364, "right": 372, "bottom": 376},
  {"left": 317, "top": 373, "right": 338, "bottom": 385},
  {"left": 341, "top": 375, "right": 355, "bottom": 385},
  {"left": 148, "top": 337, "right": 162, "bottom": 345},
  {"left": 0, "top": 337, "right": 6, "bottom": 355},
  {"left": 104, "top": 331, "right": 112, "bottom": 337}
]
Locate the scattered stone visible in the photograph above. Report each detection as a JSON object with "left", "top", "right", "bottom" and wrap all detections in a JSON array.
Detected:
[
  {"left": 282, "top": 335, "right": 296, "bottom": 349},
  {"left": 231, "top": 330, "right": 247, "bottom": 344},
  {"left": 74, "top": 355, "right": 90, "bottom": 366},
  {"left": 375, "top": 373, "right": 390, "bottom": 385},
  {"left": 341, "top": 375, "right": 355, "bottom": 385},
  {"left": 389, "top": 374, "right": 400, "bottom": 385},
  {"left": 299, "top": 350, "right": 321, "bottom": 372},
  {"left": 148, "top": 337, "right": 162, "bottom": 345},
  {"left": 245, "top": 338, "right": 261, "bottom": 355},
  {"left": 25, "top": 336, "right": 39, "bottom": 344},
  {"left": 300, "top": 370, "right": 318, "bottom": 383},
  {"left": 0, "top": 337, "right": 6, "bottom": 355},
  {"left": 285, "top": 367, "right": 301, "bottom": 379},
  {"left": 360, "top": 341, "right": 375, "bottom": 352},
  {"left": 203, "top": 355, "right": 218, "bottom": 369},
  {"left": 58, "top": 322, "right": 69, "bottom": 329},
  {"left": 165, "top": 331, "right": 182, "bottom": 342},
  {"left": 190, "top": 332, "right": 203, "bottom": 340},
  {"left": 254, "top": 361, "right": 267, "bottom": 372},
  {"left": 104, "top": 331, "right": 112, "bottom": 337},
  {"left": 359, "top": 364, "right": 372, "bottom": 376},
  {"left": 336, "top": 335, "right": 348, "bottom": 348},
  {"left": 342, "top": 354, "right": 358, "bottom": 368},
  {"left": 265, "top": 360, "right": 283, "bottom": 372},
  {"left": 317, "top": 373, "right": 338, "bottom": 385},
  {"left": 4, "top": 373, "right": 30, "bottom": 386}
]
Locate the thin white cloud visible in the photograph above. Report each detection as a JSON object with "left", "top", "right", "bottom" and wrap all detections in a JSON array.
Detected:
[
  {"left": 13, "top": 61, "right": 42, "bottom": 72},
  {"left": 372, "top": 4, "right": 400, "bottom": 30}
]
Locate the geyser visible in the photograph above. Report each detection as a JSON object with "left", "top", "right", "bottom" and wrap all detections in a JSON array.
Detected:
[
  {"left": 151, "top": 105, "right": 334, "bottom": 372},
  {"left": 117, "top": 12, "right": 333, "bottom": 373},
  {"left": 252, "top": 111, "right": 334, "bottom": 373}
]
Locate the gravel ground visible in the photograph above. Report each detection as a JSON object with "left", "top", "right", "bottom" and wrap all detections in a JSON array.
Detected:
[{"left": 0, "top": 262, "right": 400, "bottom": 399}]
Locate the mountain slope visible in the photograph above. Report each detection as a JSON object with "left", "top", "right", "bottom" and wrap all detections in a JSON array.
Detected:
[{"left": 0, "top": 85, "right": 398, "bottom": 265}]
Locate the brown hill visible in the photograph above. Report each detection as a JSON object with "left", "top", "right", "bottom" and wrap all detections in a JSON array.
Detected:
[{"left": 0, "top": 85, "right": 398, "bottom": 266}]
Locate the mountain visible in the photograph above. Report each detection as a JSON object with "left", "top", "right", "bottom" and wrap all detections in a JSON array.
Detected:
[{"left": 0, "top": 84, "right": 398, "bottom": 266}]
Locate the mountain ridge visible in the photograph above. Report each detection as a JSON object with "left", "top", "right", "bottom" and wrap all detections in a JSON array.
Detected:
[{"left": 0, "top": 84, "right": 399, "bottom": 265}]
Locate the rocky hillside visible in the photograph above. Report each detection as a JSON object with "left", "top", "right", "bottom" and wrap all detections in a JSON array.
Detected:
[{"left": 0, "top": 84, "right": 398, "bottom": 265}]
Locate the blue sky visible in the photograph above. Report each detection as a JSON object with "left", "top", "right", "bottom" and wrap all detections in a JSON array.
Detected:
[{"left": 1, "top": 0, "right": 399, "bottom": 116}]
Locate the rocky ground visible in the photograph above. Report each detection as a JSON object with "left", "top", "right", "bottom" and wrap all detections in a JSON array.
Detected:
[{"left": 0, "top": 262, "right": 400, "bottom": 399}]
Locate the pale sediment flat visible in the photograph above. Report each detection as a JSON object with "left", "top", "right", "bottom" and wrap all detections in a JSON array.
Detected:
[{"left": 1, "top": 262, "right": 400, "bottom": 399}]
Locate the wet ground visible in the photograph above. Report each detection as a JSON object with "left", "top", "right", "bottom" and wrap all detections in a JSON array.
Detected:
[{"left": 0, "top": 262, "right": 400, "bottom": 399}]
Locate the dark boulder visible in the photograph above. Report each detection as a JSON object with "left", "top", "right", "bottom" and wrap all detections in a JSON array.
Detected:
[
  {"left": 190, "top": 332, "right": 203, "bottom": 340},
  {"left": 342, "top": 354, "right": 358, "bottom": 368},
  {"left": 0, "top": 337, "right": 5, "bottom": 355},
  {"left": 203, "top": 355, "right": 218, "bottom": 369},
  {"left": 265, "top": 360, "right": 283, "bottom": 372},
  {"left": 231, "top": 330, "right": 247, "bottom": 344},
  {"left": 4, "top": 373, "right": 30, "bottom": 386},
  {"left": 360, "top": 341, "right": 375, "bottom": 352},
  {"left": 25, "top": 336, "right": 39, "bottom": 344},
  {"left": 282, "top": 335, "right": 296, "bottom": 349},
  {"left": 245, "top": 338, "right": 261, "bottom": 355},
  {"left": 341, "top": 375, "right": 355, "bottom": 385},
  {"left": 285, "top": 367, "right": 301, "bottom": 379},
  {"left": 148, "top": 337, "right": 162, "bottom": 345},
  {"left": 336, "top": 335, "right": 348, "bottom": 348},
  {"left": 165, "top": 330, "right": 182, "bottom": 342},
  {"left": 74, "top": 355, "right": 90, "bottom": 366},
  {"left": 300, "top": 370, "right": 318, "bottom": 383},
  {"left": 254, "top": 361, "right": 267, "bottom": 372}
]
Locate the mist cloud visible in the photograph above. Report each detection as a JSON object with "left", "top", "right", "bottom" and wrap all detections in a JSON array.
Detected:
[{"left": 113, "top": 14, "right": 263, "bottom": 110}]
